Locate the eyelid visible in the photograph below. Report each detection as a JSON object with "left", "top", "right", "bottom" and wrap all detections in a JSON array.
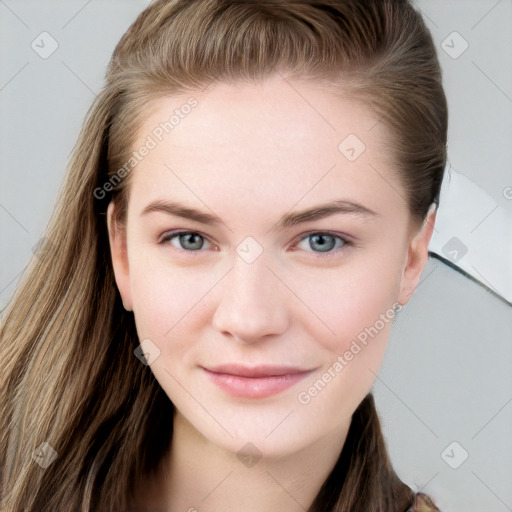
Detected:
[
  {"left": 159, "top": 229, "right": 215, "bottom": 252},
  {"left": 159, "top": 229, "right": 353, "bottom": 258},
  {"left": 295, "top": 230, "right": 353, "bottom": 245},
  {"left": 292, "top": 231, "right": 352, "bottom": 258}
]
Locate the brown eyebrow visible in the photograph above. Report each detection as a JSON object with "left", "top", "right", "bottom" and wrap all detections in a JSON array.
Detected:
[{"left": 140, "top": 199, "right": 379, "bottom": 231}]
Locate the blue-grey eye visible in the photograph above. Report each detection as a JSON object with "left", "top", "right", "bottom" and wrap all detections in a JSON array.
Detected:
[
  {"left": 161, "top": 231, "right": 210, "bottom": 251},
  {"left": 296, "top": 232, "right": 348, "bottom": 257}
]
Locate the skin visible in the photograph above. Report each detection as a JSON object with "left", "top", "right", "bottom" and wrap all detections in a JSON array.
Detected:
[{"left": 107, "top": 74, "right": 436, "bottom": 511}]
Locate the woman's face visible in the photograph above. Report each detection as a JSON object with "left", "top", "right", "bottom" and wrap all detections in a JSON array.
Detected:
[{"left": 107, "top": 74, "right": 435, "bottom": 458}]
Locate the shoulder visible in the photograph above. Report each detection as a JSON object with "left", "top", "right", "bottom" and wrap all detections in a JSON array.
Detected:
[{"left": 406, "top": 492, "right": 441, "bottom": 512}]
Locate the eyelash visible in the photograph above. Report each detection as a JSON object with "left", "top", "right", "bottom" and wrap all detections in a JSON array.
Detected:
[{"left": 159, "top": 230, "right": 352, "bottom": 259}]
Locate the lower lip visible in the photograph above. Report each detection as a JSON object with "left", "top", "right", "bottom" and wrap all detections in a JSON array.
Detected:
[{"left": 202, "top": 368, "right": 312, "bottom": 399}]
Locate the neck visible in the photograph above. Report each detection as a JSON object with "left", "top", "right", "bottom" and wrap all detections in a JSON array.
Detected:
[{"left": 148, "top": 410, "right": 350, "bottom": 512}]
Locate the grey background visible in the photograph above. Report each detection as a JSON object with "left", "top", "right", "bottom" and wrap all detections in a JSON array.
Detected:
[{"left": 1, "top": 1, "right": 511, "bottom": 511}]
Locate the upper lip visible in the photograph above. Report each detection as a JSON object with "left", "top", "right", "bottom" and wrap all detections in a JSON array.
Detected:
[{"left": 202, "top": 364, "right": 312, "bottom": 378}]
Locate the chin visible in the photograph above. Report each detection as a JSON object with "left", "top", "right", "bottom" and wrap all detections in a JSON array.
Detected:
[{"left": 183, "top": 403, "right": 336, "bottom": 462}]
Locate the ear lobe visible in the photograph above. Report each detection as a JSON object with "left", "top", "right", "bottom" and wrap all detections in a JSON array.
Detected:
[
  {"left": 106, "top": 201, "right": 133, "bottom": 311},
  {"left": 397, "top": 205, "right": 437, "bottom": 306}
]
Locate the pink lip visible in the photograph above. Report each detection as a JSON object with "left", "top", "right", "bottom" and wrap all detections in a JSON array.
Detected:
[{"left": 201, "top": 364, "right": 314, "bottom": 399}]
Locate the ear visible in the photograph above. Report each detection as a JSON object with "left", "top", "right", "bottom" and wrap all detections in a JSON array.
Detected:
[
  {"left": 397, "top": 204, "right": 437, "bottom": 306},
  {"left": 107, "top": 201, "right": 133, "bottom": 311}
]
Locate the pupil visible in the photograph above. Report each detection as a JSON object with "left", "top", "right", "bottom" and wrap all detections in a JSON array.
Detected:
[
  {"left": 312, "top": 234, "right": 333, "bottom": 252},
  {"left": 184, "top": 233, "right": 201, "bottom": 250}
]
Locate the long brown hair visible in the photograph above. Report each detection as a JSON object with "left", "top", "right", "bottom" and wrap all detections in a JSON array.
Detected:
[{"left": 0, "top": 1, "right": 447, "bottom": 510}]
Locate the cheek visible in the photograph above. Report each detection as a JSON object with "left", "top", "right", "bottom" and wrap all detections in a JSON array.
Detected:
[
  {"left": 300, "top": 250, "right": 402, "bottom": 357},
  {"left": 128, "top": 252, "right": 214, "bottom": 350},
  {"left": 293, "top": 262, "right": 401, "bottom": 417},
  {"left": 128, "top": 234, "right": 404, "bottom": 368}
]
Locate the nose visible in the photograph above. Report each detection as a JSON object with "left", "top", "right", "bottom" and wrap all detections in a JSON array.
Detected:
[{"left": 212, "top": 254, "right": 289, "bottom": 344}]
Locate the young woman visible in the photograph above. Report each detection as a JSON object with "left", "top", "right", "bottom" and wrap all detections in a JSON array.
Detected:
[{"left": 0, "top": 1, "right": 447, "bottom": 510}]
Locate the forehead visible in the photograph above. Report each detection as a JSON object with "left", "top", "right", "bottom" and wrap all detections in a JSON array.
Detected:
[{"left": 129, "top": 76, "right": 405, "bottom": 218}]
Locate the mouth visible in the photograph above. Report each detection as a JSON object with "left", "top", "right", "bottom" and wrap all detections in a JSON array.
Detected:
[{"left": 200, "top": 364, "right": 314, "bottom": 399}]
